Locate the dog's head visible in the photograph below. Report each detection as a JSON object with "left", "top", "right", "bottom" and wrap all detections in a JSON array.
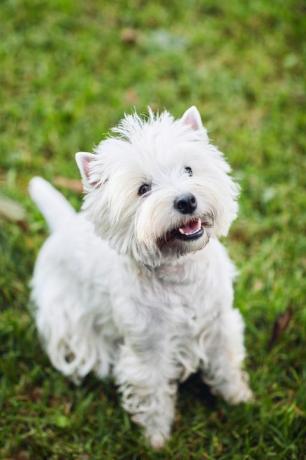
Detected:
[{"left": 76, "top": 107, "right": 239, "bottom": 267}]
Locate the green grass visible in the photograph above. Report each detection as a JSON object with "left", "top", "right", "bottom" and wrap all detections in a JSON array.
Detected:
[{"left": 0, "top": 0, "right": 305, "bottom": 458}]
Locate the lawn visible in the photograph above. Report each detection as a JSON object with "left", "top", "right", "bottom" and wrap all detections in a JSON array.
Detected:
[{"left": 0, "top": 0, "right": 305, "bottom": 459}]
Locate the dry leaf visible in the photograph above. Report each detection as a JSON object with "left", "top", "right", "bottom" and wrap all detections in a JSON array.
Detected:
[
  {"left": 7, "top": 451, "right": 30, "bottom": 460},
  {"left": 121, "top": 28, "right": 138, "bottom": 44},
  {"left": 268, "top": 307, "right": 293, "bottom": 349},
  {"left": 54, "top": 176, "right": 83, "bottom": 193},
  {"left": 0, "top": 195, "right": 27, "bottom": 229},
  {"left": 124, "top": 88, "right": 139, "bottom": 105}
]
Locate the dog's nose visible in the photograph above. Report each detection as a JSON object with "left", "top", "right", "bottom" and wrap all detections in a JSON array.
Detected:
[{"left": 174, "top": 193, "right": 197, "bottom": 214}]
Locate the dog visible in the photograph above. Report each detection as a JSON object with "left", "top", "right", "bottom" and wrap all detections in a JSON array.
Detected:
[{"left": 29, "top": 106, "right": 252, "bottom": 448}]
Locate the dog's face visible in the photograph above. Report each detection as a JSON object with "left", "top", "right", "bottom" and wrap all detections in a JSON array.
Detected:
[{"left": 76, "top": 107, "right": 239, "bottom": 266}]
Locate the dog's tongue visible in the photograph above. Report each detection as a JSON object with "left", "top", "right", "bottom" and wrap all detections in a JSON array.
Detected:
[{"left": 178, "top": 218, "right": 201, "bottom": 235}]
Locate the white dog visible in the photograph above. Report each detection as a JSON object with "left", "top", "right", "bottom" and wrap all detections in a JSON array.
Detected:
[{"left": 29, "top": 107, "right": 252, "bottom": 448}]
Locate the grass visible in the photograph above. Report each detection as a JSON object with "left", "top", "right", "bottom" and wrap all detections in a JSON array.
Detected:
[{"left": 0, "top": 0, "right": 305, "bottom": 458}]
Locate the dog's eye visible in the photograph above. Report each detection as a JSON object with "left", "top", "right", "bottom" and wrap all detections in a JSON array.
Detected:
[
  {"left": 184, "top": 166, "right": 193, "bottom": 177},
  {"left": 138, "top": 183, "right": 151, "bottom": 196}
]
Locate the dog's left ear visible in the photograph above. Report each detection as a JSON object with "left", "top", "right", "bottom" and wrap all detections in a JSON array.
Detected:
[
  {"left": 75, "top": 152, "right": 96, "bottom": 189},
  {"left": 181, "top": 106, "right": 205, "bottom": 131}
]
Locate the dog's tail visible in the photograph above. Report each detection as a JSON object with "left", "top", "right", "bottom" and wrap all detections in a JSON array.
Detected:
[{"left": 29, "top": 177, "right": 76, "bottom": 232}]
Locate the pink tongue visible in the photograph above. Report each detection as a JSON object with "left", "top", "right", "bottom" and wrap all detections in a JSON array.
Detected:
[{"left": 179, "top": 218, "right": 201, "bottom": 235}]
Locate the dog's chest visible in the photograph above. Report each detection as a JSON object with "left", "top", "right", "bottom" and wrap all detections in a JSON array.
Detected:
[
  {"left": 160, "top": 284, "right": 205, "bottom": 379},
  {"left": 133, "top": 260, "right": 210, "bottom": 333},
  {"left": 115, "top": 260, "right": 215, "bottom": 379},
  {"left": 157, "top": 261, "right": 206, "bottom": 318},
  {"left": 162, "top": 281, "right": 202, "bottom": 336},
  {"left": 152, "top": 265, "right": 215, "bottom": 377}
]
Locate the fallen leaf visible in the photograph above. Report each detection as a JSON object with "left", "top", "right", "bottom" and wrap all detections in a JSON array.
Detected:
[
  {"left": 121, "top": 28, "right": 138, "bottom": 44},
  {"left": 7, "top": 451, "right": 30, "bottom": 460},
  {"left": 124, "top": 88, "right": 139, "bottom": 105},
  {"left": 63, "top": 401, "right": 72, "bottom": 415},
  {"left": 54, "top": 176, "right": 83, "bottom": 193},
  {"left": 268, "top": 307, "right": 293, "bottom": 350},
  {"left": 0, "top": 195, "right": 27, "bottom": 229},
  {"left": 28, "top": 386, "right": 44, "bottom": 402},
  {"left": 253, "top": 279, "right": 263, "bottom": 291}
]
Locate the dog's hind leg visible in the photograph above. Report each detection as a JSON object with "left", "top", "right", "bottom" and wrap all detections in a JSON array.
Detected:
[{"left": 31, "top": 271, "right": 113, "bottom": 384}]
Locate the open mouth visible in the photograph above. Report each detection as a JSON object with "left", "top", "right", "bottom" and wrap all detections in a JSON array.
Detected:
[{"left": 171, "top": 217, "right": 204, "bottom": 241}]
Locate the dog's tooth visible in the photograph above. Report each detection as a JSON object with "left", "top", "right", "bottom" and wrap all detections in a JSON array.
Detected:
[{"left": 178, "top": 218, "right": 201, "bottom": 236}]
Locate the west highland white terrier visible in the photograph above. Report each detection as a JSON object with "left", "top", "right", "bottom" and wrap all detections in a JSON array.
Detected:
[{"left": 29, "top": 107, "right": 252, "bottom": 448}]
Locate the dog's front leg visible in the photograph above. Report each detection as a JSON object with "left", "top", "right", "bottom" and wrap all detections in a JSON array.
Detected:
[
  {"left": 199, "top": 308, "right": 253, "bottom": 405},
  {"left": 114, "top": 342, "right": 177, "bottom": 449}
]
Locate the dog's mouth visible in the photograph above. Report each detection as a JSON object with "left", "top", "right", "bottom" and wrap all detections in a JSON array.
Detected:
[
  {"left": 171, "top": 217, "right": 204, "bottom": 241},
  {"left": 156, "top": 214, "right": 214, "bottom": 250}
]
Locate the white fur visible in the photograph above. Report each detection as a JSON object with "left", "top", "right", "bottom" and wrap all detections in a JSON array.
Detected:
[{"left": 30, "top": 107, "right": 252, "bottom": 448}]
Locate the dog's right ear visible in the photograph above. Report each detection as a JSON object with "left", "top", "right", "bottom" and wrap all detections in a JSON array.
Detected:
[{"left": 75, "top": 152, "right": 96, "bottom": 189}]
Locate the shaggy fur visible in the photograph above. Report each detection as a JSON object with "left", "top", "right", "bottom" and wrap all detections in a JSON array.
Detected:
[{"left": 29, "top": 107, "right": 252, "bottom": 448}]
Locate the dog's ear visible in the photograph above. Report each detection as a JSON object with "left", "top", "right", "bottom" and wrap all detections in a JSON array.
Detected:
[
  {"left": 75, "top": 152, "right": 96, "bottom": 189},
  {"left": 181, "top": 106, "right": 203, "bottom": 131}
]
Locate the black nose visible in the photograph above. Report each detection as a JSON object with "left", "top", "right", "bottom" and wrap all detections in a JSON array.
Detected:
[{"left": 174, "top": 193, "right": 197, "bottom": 214}]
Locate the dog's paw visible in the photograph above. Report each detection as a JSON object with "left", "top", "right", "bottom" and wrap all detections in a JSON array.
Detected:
[
  {"left": 144, "top": 429, "right": 169, "bottom": 450},
  {"left": 149, "top": 432, "right": 167, "bottom": 450},
  {"left": 225, "top": 380, "right": 254, "bottom": 405},
  {"left": 215, "top": 371, "right": 254, "bottom": 405}
]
